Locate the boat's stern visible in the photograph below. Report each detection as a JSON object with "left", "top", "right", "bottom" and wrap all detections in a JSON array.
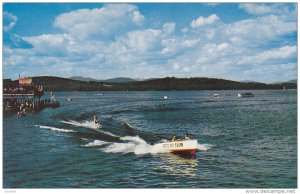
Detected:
[{"left": 157, "top": 140, "right": 198, "bottom": 155}]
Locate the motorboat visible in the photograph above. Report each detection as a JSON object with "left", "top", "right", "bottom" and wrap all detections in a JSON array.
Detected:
[
  {"left": 213, "top": 94, "right": 220, "bottom": 98},
  {"left": 238, "top": 92, "right": 254, "bottom": 97},
  {"left": 163, "top": 96, "right": 168, "bottom": 100},
  {"left": 155, "top": 139, "right": 198, "bottom": 155}
]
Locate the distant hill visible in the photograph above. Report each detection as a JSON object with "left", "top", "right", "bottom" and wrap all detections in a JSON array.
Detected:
[
  {"left": 284, "top": 79, "right": 297, "bottom": 84},
  {"left": 25, "top": 76, "right": 297, "bottom": 92},
  {"left": 70, "top": 76, "right": 99, "bottom": 82},
  {"left": 69, "top": 76, "right": 137, "bottom": 83},
  {"left": 104, "top": 77, "right": 137, "bottom": 83},
  {"left": 273, "top": 79, "right": 297, "bottom": 84},
  {"left": 240, "top": 80, "right": 257, "bottom": 83}
]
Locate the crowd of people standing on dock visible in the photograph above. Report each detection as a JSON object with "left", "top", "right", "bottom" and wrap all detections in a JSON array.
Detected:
[
  {"left": 3, "top": 78, "right": 61, "bottom": 116},
  {"left": 3, "top": 85, "right": 43, "bottom": 95},
  {"left": 4, "top": 79, "right": 43, "bottom": 116},
  {"left": 4, "top": 98, "right": 34, "bottom": 116}
]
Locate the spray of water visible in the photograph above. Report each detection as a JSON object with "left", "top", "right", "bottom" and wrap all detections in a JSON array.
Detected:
[
  {"left": 101, "top": 136, "right": 170, "bottom": 155},
  {"left": 100, "top": 136, "right": 213, "bottom": 155},
  {"left": 83, "top": 140, "right": 109, "bottom": 147},
  {"left": 61, "top": 120, "right": 101, "bottom": 129},
  {"left": 197, "top": 144, "right": 214, "bottom": 151}
]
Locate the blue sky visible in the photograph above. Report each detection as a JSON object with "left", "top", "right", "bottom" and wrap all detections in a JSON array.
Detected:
[{"left": 3, "top": 3, "right": 297, "bottom": 83}]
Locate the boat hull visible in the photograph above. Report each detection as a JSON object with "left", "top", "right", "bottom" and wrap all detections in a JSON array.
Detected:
[{"left": 155, "top": 140, "right": 198, "bottom": 155}]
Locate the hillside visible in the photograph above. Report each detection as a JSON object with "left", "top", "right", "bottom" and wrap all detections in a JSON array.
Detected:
[
  {"left": 273, "top": 79, "right": 297, "bottom": 84},
  {"left": 104, "top": 77, "right": 137, "bottom": 83},
  {"left": 26, "top": 76, "right": 297, "bottom": 92},
  {"left": 69, "top": 76, "right": 137, "bottom": 83},
  {"left": 284, "top": 79, "right": 297, "bottom": 84},
  {"left": 69, "top": 76, "right": 99, "bottom": 82}
]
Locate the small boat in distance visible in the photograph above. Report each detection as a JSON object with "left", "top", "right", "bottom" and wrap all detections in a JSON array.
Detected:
[
  {"left": 66, "top": 97, "right": 72, "bottom": 102},
  {"left": 238, "top": 92, "right": 254, "bottom": 97},
  {"left": 213, "top": 94, "right": 220, "bottom": 98},
  {"left": 155, "top": 139, "right": 198, "bottom": 155},
  {"left": 163, "top": 96, "right": 168, "bottom": 100}
]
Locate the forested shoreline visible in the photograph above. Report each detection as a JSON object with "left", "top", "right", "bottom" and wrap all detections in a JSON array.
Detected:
[{"left": 5, "top": 76, "right": 296, "bottom": 92}]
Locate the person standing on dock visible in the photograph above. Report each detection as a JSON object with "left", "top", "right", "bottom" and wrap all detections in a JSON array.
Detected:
[{"left": 51, "top": 92, "right": 55, "bottom": 101}]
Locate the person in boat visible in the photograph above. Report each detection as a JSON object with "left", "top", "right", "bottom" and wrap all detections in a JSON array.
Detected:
[
  {"left": 171, "top": 134, "right": 178, "bottom": 142},
  {"left": 184, "top": 132, "right": 191, "bottom": 140}
]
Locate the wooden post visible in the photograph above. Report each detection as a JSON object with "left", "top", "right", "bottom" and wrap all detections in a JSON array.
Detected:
[
  {"left": 37, "top": 97, "right": 39, "bottom": 110},
  {"left": 33, "top": 100, "right": 35, "bottom": 111}
]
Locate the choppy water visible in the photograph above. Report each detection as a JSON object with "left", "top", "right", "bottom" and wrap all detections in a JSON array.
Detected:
[{"left": 3, "top": 90, "right": 297, "bottom": 188}]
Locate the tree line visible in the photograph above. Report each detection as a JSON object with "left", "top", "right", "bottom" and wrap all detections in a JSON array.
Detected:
[{"left": 23, "top": 76, "right": 297, "bottom": 92}]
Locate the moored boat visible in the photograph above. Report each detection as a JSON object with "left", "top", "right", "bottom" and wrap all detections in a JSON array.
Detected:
[
  {"left": 213, "top": 94, "right": 220, "bottom": 98},
  {"left": 155, "top": 139, "right": 198, "bottom": 155},
  {"left": 66, "top": 97, "right": 72, "bottom": 102},
  {"left": 238, "top": 92, "right": 254, "bottom": 97}
]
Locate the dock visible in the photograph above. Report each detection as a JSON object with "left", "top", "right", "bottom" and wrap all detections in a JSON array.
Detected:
[{"left": 3, "top": 77, "right": 60, "bottom": 115}]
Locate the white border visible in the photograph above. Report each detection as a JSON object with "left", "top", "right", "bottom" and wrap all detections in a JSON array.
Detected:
[{"left": 1, "top": 1, "right": 299, "bottom": 194}]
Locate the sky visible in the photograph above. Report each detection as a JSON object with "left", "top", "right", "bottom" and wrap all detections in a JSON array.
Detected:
[{"left": 2, "top": 3, "right": 297, "bottom": 83}]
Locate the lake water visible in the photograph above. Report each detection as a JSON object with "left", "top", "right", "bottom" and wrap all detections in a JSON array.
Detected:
[{"left": 3, "top": 90, "right": 297, "bottom": 188}]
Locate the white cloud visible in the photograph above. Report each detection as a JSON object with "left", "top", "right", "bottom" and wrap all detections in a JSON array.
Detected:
[
  {"left": 172, "top": 63, "right": 180, "bottom": 71},
  {"left": 53, "top": 4, "right": 145, "bottom": 39},
  {"left": 161, "top": 38, "right": 199, "bottom": 56},
  {"left": 181, "top": 27, "right": 189, "bottom": 34},
  {"left": 131, "top": 10, "right": 145, "bottom": 24},
  {"left": 121, "top": 29, "right": 162, "bottom": 53},
  {"left": 195, "top": 42, "right": 232, "bottom": 64},
  {"left": 181, "top": 39, "right": 200, "bottom": 48},
  {"left": 3, "top": 12, "right": 17, "bottom": 32},
  {"left": 239, "top": 3, "right": 290, "bottom": 15},
  {"left": 163, "top": 22, "right": 176, "bottom": 35},
  {"left": 3, "top": 47, "right": 34, "bottom": 67},
  {"left": 223, "top": 15, "right": 296, "bottom": 44},
  {"left": 191, "top": 14, "right": 219, "bottom": 28},
  {"left": 243, "top": 63, "right": 297, "bottom": 83},
  {"left": 3, "top": 3, "right": 297, "bottom": 82},
  {"left": 24, "top": 34, "right": 74, "bottom": 56},
  {"left": 239, "top": 45, "right": 297, "bottom": 65}
]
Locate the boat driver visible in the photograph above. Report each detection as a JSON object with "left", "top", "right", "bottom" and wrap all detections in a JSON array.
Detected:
[{"left": 184, "top": 133, "right": 191, "bottom": 140}]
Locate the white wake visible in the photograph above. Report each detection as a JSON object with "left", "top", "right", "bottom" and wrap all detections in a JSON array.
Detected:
[
  {"left": 61, "top": 120, "right": 102, "bottom": 129},
  {"left": 100, "top": 136, "right": 169, "bottom": 155},
  {"left": 60, "top": 120, "right": 119, "bottom": 137},
  {"left": 84, "top": 135, "right": 212, "bottom": 155},
  {"left": 37, "top": 125, "right": 76, "bottom": 133},
  {"left": 197, "top": 143, "right": 214, "bottom": 151},
  {"left": 83, "top": 140, "right": 109, "bottom": 147}
]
